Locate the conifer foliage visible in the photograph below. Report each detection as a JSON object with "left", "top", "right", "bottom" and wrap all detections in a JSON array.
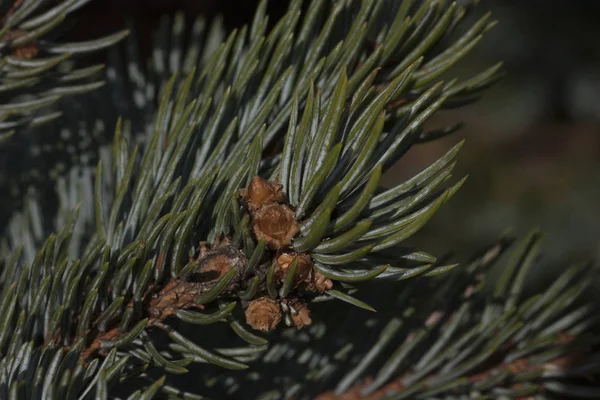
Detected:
[
  {"left": 0, "top": 0, "right": 597, "bottom": 399},
  {"left": 0, "top": 0, "right": 128, "bottom": 138}
]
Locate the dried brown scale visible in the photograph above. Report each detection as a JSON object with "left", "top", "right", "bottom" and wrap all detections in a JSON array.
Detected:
[
  {"left": 287, "top": 299, "right": 312, "bottom": 329},
  {"left": 147, "top": 278, "right": 207, "bottom": 324},
  {"left": 192, "top": 239, "right": 247, "bottom": 282},
  {"left": 277, "top": 250, "right": 333, "bottom": 293},
  {"left": 1, "top": 29, "right": 40, "bottom": 59},
  {"left": 148, "top": 240, "right": 247, "bottom": 322},
  {"left": 306, "top": 269, "right": 333, "bottom": 293},
  {"left": 79, "top": 327, "right": 122, "bottom": 361},
  {"left": 275, "top": 251, "right": 312, "bottom": 282},
  {"left": 245, "top": 296, "right": 282, "bottom": 332}
]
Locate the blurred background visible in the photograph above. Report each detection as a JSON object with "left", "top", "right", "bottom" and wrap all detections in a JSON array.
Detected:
[
  {"left": 9, "top": 0, "right": 600, "bottom": 277},
  {"left": 376, "top": 0, "right": 600, "bottom": 278},
  {"left": 388, "top": 0, "right": 600, "bottom": 279}
]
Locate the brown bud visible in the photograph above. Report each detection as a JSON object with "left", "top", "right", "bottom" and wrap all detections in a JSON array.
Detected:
[
  {"left": 289, "top": 300, "right": 312, "bottom": 329},
  {"left": 245, "top": 296, "right": 282, "bottom": 332},
  {"left": 251, "top": 203, "right": 299, "bottom": 249},
  {"left": 242, "top": 176, "right": 284, "bottom": 209},
  {"left": 275, "top": 252, "right": 312, "bottom": 282}
]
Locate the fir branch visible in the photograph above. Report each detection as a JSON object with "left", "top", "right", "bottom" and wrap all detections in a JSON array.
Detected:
[
  {"left": 1, "top": 0, "right": 500, "bottom": 396},
  {"left": 1, "top": 1, "right": 595, "bottom": 399}
]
